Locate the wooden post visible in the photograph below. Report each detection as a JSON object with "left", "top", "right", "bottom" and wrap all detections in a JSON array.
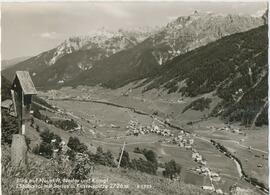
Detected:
[
  {"left": 11, "top": 90, "right": 17, "bottom": 117},
  {"left": 117, "top": 141, "right": 126, "bottom": 168},
  {"left": 11, "top": 134, "right": 28, "bottom": 169},
  {"left": 21, "top": 91, "right": 25, "bottom": 135}
]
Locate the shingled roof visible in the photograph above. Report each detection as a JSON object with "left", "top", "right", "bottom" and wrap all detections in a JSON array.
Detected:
[{"left": 13, "top": 71, "right": 37, "bottom": 95}]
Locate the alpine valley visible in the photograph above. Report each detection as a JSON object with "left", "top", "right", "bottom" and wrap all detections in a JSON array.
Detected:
[{"left": 2, "top": 10, "right": 268, "bottom": 195}]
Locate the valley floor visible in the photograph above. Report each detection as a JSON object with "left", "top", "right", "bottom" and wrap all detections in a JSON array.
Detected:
[{"left": 36, "top": 85, "right": 268, "bottom": 194}]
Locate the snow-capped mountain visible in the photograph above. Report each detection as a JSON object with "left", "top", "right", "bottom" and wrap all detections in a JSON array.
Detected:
[
  {"left": 68, "top": 11, "right": 265, "bottom": 89},
  {"left": 3, "top": 11, "right": 265, "bottom": 89},
  {"left": 3, "top": 27, "right": 158, "bottom": 85},
  {"left": 48, "top": 29, "right": 153, "bottom": 67},
  {"left": 147, "top": 11, "right": 265, "bottom": 65}
]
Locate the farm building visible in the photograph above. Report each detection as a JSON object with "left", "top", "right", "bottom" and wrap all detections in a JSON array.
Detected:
[{"left": 202, "top": 186, "right": 214, "bottom": 191}]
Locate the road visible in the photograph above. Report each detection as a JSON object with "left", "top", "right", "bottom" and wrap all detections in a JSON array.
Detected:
[{"left": 213, "top": 138, "right": 268, "bottom": 154}]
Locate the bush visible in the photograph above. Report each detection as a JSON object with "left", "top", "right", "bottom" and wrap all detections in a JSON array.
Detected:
[
  {"left": 134, "top": 148, "right": 158, "bottom": 165},
  {"left": 163, "top": 160, "right": 182, "bottom": 180},
  {"left": 40, "top": 129, "right": 62, "bottom": 147},
  {"left": 67, "top": 136, "right": 88, "bottom": 153},
  {"left": 133, "top": 147, "right": 141, "bottom": 154},
  {"left": 88, "top": 148, "right": 116, "bottom": 167},
  {"left": 32, "top": 145, "right": 40, "bottom": 154},
  {"left": 1, "top": 110, "right": 19, "bottom": 145},
  {"left": 54, "top": 119, "right": 78, "bottom": 131},
  {"left": 38, "top": 142, "right": 53, "bottom": 158},
  {"left": 130, "top": 158, "right": 157, "bottom": 175},
  {"left": 96, "top": 146, "right": 103, "bottom": 154},
  {"left": 1, "top": 145, "right": 99, "bottom": 194},
  {"left": 66, "top": 149, "right": 76, "bottom": 161},
  {"left": 142, "top": 149, "right": 158, "bottom": 165},
  {"left": 36, "top": 125, "right": 40, "bottom": 132},
  {"left": 34, "top": 129, "right": 62, "bottom": 159},
  {"left": 1, "top": 76, "right": 11, "bottom": 101},
  {"left": 103, "top": 151, "right": 115, "bottom": 167},
  {"left": 70, "top": 153, "right": 94, "bottom": 180},
  {"left": 117, "top": 150, "right": 130, "bottom": 168}
]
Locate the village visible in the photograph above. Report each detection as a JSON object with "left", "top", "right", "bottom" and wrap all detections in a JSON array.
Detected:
[
  {"left": 126, "top": 117, "right": 223, "bottom": 193},
  {"left": 207, "top": 125, "right": 244, "bottom": 135}
]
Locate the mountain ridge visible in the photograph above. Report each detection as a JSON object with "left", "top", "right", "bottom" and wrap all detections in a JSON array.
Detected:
[
  {"left": 68, "top": 12, "right": 264, "bottom": 88},
  {"left": 139, "top": 25, "right": 268, "bottom": 126},
  {"left": 3, "top": 12, "right": 265, "bottom": 89}
]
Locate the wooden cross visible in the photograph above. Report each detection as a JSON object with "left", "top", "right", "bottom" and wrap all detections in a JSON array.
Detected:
[
  {"left": 10, "top": 71, "right": 37, "bottom": 168},
  {"left": 11, "top": 71, "right": 37, "bottom": 135}
]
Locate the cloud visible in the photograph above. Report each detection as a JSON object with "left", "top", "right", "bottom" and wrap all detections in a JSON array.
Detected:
[
  {"left": 33, "top": 32, "right": 61, "bottom": 39},
  {"left": 252, "top": 9, "right": 266, "bottom": 17},
  {"left": 94, "top": 3, "right": 131, "bottom": 18},
  {"left": 40, "top": 32, "right": 57, "bottom": 39},
  {"left": 167, "top": 16, "right": 178, "bottom": 22}
]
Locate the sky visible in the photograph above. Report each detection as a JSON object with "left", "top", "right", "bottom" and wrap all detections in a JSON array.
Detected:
[{"left": 1, "top": 1, "right": 268, "bottom": 60}]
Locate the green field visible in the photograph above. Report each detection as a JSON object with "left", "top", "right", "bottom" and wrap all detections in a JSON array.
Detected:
[{"left": 37, "top": 87, "right": 268, "bottom": 194}]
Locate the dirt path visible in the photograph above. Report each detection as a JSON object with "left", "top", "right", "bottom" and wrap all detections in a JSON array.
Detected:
[{"left": 213, "top": 138, "right": 268, "bottom": 154}]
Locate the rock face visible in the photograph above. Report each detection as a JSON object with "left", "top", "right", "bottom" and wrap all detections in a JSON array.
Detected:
[
  {"left": 2, "top": 28, "right": 156, "bottom": 87},
  {"left": 147, "top": 11, "right": 264, "bottom": 65},
  {"left": 2, "top": 12, "right": 265, "bottom": 89},
  {"left": 68, "top": 12, "right": 264, "bottom": 88}
]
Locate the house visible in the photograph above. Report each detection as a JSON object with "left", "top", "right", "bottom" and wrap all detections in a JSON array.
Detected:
[
  {"left": 179, "top": 143, "right": 184, "bottom": 147},
  {"left": 211, "top": 172, "right": 221, "bottom": 182},
  {"left": 153, "top": 125, "right": 159, "bottom": 132},
  {"left": 202, "top": 186, "right": 214, "bottom": 191},
  {"left": 201, "top": 167, "right": 210, "bottom": 174},
  {"left": 212, "top": 175, "right": 221, "bottom": 182},
  {"left": 192, "top": 152, "right": 200, "bottom": 159},
  {"left": 200, "top": 160, "right": 207, "bottom": 166},
  {"left": 188, "top": 139, "right": 194, "bottom": 145},
  {"left": 185, "top": 145, "right": 192, "bottom": 150},
  {"left": 58, "top": 80, "right": 64, "bottom": 84},
  {"left": 215, "top": 189, "right": 223, "bottom": 194}
]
